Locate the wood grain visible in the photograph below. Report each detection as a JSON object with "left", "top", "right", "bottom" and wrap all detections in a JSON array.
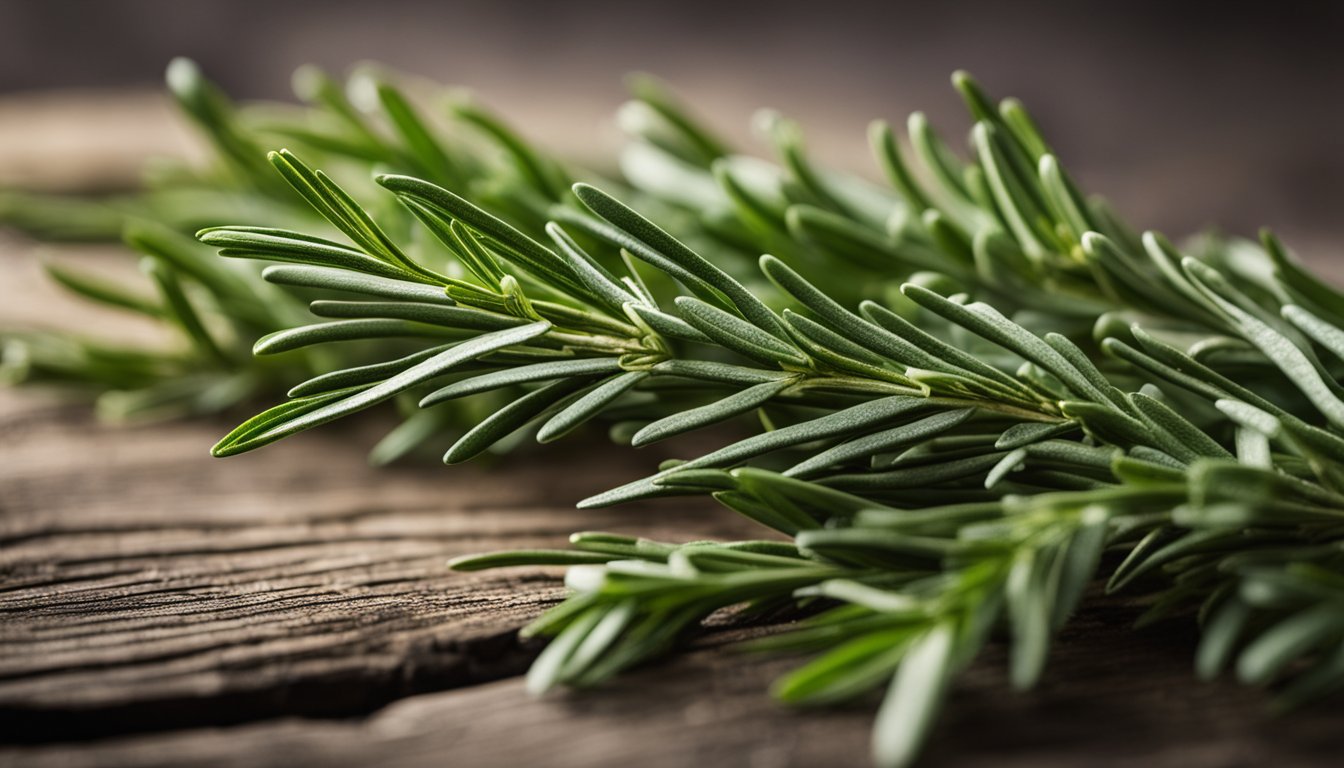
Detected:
[
  {"left": 0, "top": 384, "right": 747, "bottom": 742},
  {"left": 5, "top": 588, "right": 1343, "bottom": 768}
]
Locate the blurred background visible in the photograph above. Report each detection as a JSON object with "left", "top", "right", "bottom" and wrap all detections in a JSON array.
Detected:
[{"left": 0, "top": 0, "right": 1341, "bottom": 261}]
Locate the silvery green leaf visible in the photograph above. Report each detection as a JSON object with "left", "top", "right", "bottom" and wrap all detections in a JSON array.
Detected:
[
  {"left": 420, "top": 357, "right": 622, "bottom": 406},
  {"left": 214, "top": 320, "right": 550, "bottom": 456},
  {"left": 537, "top": 371, "right": 648, "bottom": 443},
  {"left": 872, "top": 622, "right": 957, "bottom": 768},
  {"left": 633, "top": 377, "right": 794, "bottom": 447}
]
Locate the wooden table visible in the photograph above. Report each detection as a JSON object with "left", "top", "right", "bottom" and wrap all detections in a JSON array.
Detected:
[{"left": 1, "top": 94, "right": 1341, "bottom": 768}]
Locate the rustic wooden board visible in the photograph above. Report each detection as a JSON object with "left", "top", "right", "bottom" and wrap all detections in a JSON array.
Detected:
[
  {"left": 0, "top": 383, "right": 757, "bottom": 738},
  {"left": 2, "top": 94, "right": 1343, "bottom": 768}
]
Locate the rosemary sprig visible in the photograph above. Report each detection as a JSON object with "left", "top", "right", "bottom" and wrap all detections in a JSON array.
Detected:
[
  {"left": 0, "top": 59, "right": 589, "bottom": 445},
  {"left": 9, "top": 65, "right": 1344, "bottom": 767}
]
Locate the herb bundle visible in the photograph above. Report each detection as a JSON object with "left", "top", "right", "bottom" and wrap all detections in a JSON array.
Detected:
[{"left": 6, "top": 63, "right": 1344, "bottom": 767}]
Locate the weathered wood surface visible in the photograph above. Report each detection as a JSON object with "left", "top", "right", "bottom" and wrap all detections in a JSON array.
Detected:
[
  {"left": 2, "top": 94, "right": 1344, "bottom": 768},
  {"left": 0, "top": 379, "right": 747, "bottom": 740}
]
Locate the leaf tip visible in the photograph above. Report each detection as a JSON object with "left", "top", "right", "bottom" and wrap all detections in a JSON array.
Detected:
[
  {"left": 446, "top": 554, "right": 484, "bottom": 571},
  {"left": 209, "top": 439, "right": 238, "bottom": 458},
  {"left": 164, "top": 57, "right": 200, "bottom": 96},
  {"left": 571, "top": 181, "right": 599, "bottom": 200}
]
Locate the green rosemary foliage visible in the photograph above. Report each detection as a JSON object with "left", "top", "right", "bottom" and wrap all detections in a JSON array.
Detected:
[
  {"left": 10, "top": 64, "right": 1344, "bottom": 767},
  {"left": 0, "top": 59, "right": 589, "bottom": 448}
]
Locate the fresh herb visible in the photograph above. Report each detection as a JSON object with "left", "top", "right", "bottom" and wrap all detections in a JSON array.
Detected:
[
  {"left": 1, "top": 59, "right": 585, "bottom": 453},
  {"left": 8, "top": 65, "right": 1344, "bottom": 767}
]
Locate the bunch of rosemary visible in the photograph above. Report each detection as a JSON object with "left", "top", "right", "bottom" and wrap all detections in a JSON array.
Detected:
[
  {"left": 7, "top": 64, "right": 1344, "bottom": 767},
  {"left": 1, "top": 59, "right": 581, "bottom": 452}
]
